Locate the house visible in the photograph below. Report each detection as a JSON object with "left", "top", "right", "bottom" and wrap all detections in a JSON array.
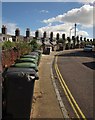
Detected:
[{"left": 0, "top": 25, "right": 33, "bottom": 42}]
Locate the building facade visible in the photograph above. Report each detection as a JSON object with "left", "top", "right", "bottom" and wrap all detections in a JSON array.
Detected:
[{"left": 0, "top": 25, "right": 33, "bottom": 42}]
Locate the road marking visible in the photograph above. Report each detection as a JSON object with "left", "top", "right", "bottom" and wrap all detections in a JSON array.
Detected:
[
  {"left": 54, "top": 56, "right": 87, "bottom": 119},
  {"left": 51, "top": 68, "right": 69, "bottom": 118},
  {"left": 55, "top": 64, "right": 80, "bottom": 118}
]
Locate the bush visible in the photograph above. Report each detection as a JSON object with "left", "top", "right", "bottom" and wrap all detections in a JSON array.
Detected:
[
  {"left": 15, "top": 41, "right": 31, "bottom": 55},
  {"left": 57, "top": 39, "right": 64, "bottom": 43},
  {"left": 29, "top": 39, "right": 41, "bottom": 51},
  {"left": 2, "top": 39, "right": 41, "bottom": 68},
  {"left": 2, "top": 40, "right": 15, "bottom": 50}
]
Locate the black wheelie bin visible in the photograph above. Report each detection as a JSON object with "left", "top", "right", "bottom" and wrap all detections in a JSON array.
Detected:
[
  {"left": 2, "top": 67, "right": 39, "bottom": 119},
  {"left": 28, "top": 51, "right": 41, "bottom": 65}
]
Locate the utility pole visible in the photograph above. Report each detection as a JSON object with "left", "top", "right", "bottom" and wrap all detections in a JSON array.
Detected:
[
  {"left": 75, "top": 23, "right": 77, "bottom": 37},
  {"left": 74, "top": 23, "right": 77, "bottom": 48}
]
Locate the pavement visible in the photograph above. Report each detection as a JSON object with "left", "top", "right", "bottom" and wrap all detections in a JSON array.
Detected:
[{"left": 30, "top": 51, "right": 64, "bottom": 119}]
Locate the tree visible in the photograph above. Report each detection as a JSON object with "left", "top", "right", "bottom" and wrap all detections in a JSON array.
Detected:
[{"left": 29, "top": 39, "right": 40, "bottom": 51}]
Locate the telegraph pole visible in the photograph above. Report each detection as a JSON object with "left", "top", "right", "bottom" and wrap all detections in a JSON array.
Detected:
[
  {"left": 75, "top": 23, "right": 77, "bottom": 37},
  {"left": 74, "top": 23, "right": 77, "bottom": 48}
]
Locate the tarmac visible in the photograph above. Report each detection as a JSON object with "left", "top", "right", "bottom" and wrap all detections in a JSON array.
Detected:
[{"left": 30, "top": 51, "right": 67, "bottom": 119}]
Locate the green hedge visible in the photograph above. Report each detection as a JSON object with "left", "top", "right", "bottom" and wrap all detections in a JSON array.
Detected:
[
  {"left": 2, "top": 39, "right": 41, "bottom": 54},
  {"left": 29, "top": 39, "right": 41, "bottom": 51}
]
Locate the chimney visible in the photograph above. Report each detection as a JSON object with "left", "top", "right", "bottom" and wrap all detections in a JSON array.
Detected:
[
  {"left": 50, "top": 32, "right": 53, "bottom": 42},
  {"left": 2, "top": 25, "right": 7, "bottom": 34},
  {"left": 56, "top": 33, "right": 59, "bottom": 40},
  {"left": 26, "top": 28, "right": 30, "bottom": 37},
  {"left": 80, "top": 36, "right": 82, "bottom": 42},
  {"left": 67, "top": 37, "right": 70, "bottom": 42},
  {"left": 35, "top": 30, "right": 39, "bottom": 38},
  {"left": 43, "top": 31, "right": 46, "bottom": 38},
  {"left": 84, "top": 37, "right": 86, "bottom": 42},
  {"left": 62, "top": 34, "right": 65, "bottom": 40},
  {"left": 15, "top": 28, "right": 20, "bottom": 36}
]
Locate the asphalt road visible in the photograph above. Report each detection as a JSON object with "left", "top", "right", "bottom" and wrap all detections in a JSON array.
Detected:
[{"left": 55, "top": 49, "right": 94, "bottom": 119}]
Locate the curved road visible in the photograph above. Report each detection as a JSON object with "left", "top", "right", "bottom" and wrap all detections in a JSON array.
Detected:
[{"left": 55, "top": 49, "right": 94, "bottom": 119}]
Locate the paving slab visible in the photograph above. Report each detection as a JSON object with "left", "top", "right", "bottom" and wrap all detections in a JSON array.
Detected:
[{"left": 31, "top": 52, "right": 63, "bottom": 118}]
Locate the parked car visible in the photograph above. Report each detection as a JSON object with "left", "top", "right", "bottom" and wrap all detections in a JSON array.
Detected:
[{"left": 83, "top": 45, "right": 94, "bottom": 52}]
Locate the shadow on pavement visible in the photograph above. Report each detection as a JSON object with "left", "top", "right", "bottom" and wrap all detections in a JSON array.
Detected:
[
  {"left": 82, "top": 61, "right": 95, "bottom": 70},
  {"left": 57, "top": 50, "right": 95, "bottom": 58}
]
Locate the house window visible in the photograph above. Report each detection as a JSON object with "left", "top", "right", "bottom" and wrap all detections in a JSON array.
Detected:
[{"left": 3, "top": 37, "right": 5, "bottom": 40}]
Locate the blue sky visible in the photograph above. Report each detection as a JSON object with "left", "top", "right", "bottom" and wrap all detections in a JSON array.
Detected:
[
  {"left": 2, "top": 2, "right": 82, "bottom": 30},
  {"left": 2, "top": 2, "right": 94, "bottom": 38}
]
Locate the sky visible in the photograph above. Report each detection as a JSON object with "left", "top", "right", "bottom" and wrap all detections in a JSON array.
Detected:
[
  {"left": 0, "top": 1, "right": 2, "bottom": 27},
  {"left": 2, "top": 1, "right": 95, "bottom": 39}
]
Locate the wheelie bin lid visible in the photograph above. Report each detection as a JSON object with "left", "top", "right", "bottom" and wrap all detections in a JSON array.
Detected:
[
  {"left": 22, "top": 55, "right": 39, "bottom": 60},
  {"left": 4, "top": 71, "right": 39, "bottom": 81},
  {"left": 35, "top": 50, "right": 42, "bottom": 54},
  {"left": 3, "top": 67, "right": 39, "bottom": 80},
  {"left": 16, "top": 58, "right": 37, "bottom": 64},
  {"left": 13, "top": 62, "right": 38, "bottom": 72},
  {"left": 29, "top": 52, "right": 39, "bottom": 56},
  {"left": 4, "top": 67, "right": 36, "bottom": 73}
]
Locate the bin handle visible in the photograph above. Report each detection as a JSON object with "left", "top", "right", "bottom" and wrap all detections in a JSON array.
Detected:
[
  {"left": 20, "top": 72, "right": 36, "bottom": 81},
  {"left": 27, "top": 75, "right": 35, "bottom": 81}
]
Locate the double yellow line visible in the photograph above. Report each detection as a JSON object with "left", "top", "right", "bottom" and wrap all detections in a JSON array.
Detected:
[{"left": 54, "top": 56, "right": 87, "bottom": 119}]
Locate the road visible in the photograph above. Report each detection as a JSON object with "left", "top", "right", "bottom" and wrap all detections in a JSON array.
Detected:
[{"left": 53, "top": 49, "right": 94, "bottom": 119}]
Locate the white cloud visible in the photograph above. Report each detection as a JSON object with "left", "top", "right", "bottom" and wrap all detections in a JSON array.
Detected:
[
  {"left": 30, "top": 31, "right": 35, "bottom": 37},
  {"left": 43, "top": 4, "right": 94, "bottom": 28},
  {"left": 40, "top": 10, "right": 49, "bottom": 13},
  {"left": 39, "top": 23, "right": 73, "bottom": 32},
  {"left": 77, "top": 30, "right": 89, "bottom": 37},
  {"left": 38, "top": 23, "right": 73, "bottom": 36},
  {"left": 3, "top": 21, "right": 90, "bottom": 38},
  {"left": 75, "top": 0, "right": 95, "bottom": 4},
  {"left": 37, "top": 23, "right": 89, "bottom": 38}
]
